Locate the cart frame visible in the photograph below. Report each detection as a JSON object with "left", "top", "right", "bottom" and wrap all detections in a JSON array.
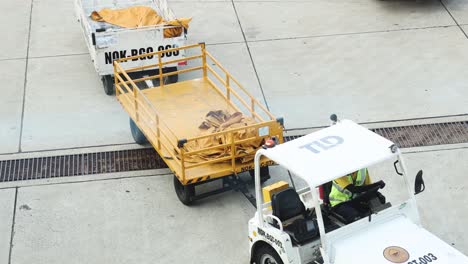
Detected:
[{"left": 114, "top": 43, "right": 284, "bottom": 187}]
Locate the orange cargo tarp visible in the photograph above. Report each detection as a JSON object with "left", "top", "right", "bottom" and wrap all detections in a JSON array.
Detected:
[
  {"left": 90, "top": 6, "right": 191, "bottom": 38},
  {"left": 182, "top": 110, "right": 263, "bottom": 164}
]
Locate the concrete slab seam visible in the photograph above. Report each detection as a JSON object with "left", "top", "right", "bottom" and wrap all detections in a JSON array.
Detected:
[
  {"left": 230, "top": 0, "right": 270, "bottom": 110},
  {"left": 24, "top": 42, "right": 248, "bottom": 61},
  {"left": 15, "top": 25, "right": 462, "bottom": 63},
  {"left": 0, "top": 172, "right": 174, "bottom": 190},
  {"left": 0, "top": 58, "right": 27, "bottom": 62},
  {"left": 18, "top": 0, "right": 35, "bottom": 153},
  {"left": 205, "top": 40, "right": 246, "bottom": 46},
  {"left": 1, "top": 141, "right": 140, "bottom": 157},
  {"left": 28, "top": 52, "right": 90, "bottom": 60},
  {"left": 403, "top": 144, "right": 468, "bottom": 155},
  {"left": 8, "top": 187, "right": 18, "bottom": 264},
  {"left": 284, "top": 113, "right": 468, "bottom": 132},
  {"left": 439, "top": 0, "right": 468, "bottom": 39},
  {"left": 246, "top": 25, "right": 460, "bottom": 44}
]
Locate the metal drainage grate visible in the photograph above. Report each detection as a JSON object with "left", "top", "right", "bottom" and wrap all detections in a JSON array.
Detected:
[
  {"left": 0, "top": 121, "right": 467, "bottom": 183},
  {"left": 371, "top": 121, "right": 468, "bottom": 148},
  {"left": 0, "top": 149, "right": 167, "bottom": 182},
  {"left": 285, "top": 121, "right": 468, "bottom": 148}
]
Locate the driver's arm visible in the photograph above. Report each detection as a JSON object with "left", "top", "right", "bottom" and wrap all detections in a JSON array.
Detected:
[
  {"left": 338, "top": 170, "right": 385, "bottom": 194},
  {"left": 334, "top": 173, "right": 385, "bottom": 194},
  {"left": 345, "top": 181, "right": 385, "bottom": 194}
]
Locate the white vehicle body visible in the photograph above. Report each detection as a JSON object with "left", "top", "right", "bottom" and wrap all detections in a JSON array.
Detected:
[
  {"left": 74, "top": 0, "right": 186, "bottom": 76},
  {"left": 249, "top": 119, "right": 468, "bottom": 264}
]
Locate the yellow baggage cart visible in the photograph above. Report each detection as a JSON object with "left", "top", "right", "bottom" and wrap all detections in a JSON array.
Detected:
[{"left": 114, "top": 43, "right": 284, "bottom": 204}]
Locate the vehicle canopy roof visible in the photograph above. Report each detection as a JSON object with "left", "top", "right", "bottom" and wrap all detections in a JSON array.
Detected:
[{"left": 260, "top": 120, "right": 398, "bottom": 187}]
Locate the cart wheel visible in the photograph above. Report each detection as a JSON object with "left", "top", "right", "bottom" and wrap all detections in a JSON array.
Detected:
[
  {"left": 249, "top": 166, "right": 271, "bottom": 184},
  {"left": 167, "top": 74, "right": 178, "bottom": 84},
  {"left": 165, "top": 66, "right": 179, "bottom": 84},
  {"left": 253, "top": 244, "right": 283, "bottom": 264},
  {"left": 152, "top": 67, "right": 178, "bottom": 86},
  {"left": 129, "top": 118, "right": 148, "bottom": 145},
  {"left": 169, "top": 75, "right": 178, "bottom": 83},
  {"left": 101, "top": 75, "right": 115, "bottom": 95},
  {"left": 173, "top": 176, "right": 195, "bottom": 205}
]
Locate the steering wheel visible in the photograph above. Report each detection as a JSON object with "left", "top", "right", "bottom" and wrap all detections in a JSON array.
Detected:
[{"left": 350, "top": 185, "right": 382, "bottom": 204}]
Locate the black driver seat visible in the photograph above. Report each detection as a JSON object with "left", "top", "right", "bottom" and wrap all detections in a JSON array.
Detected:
[{"left": 271, "top": 188, "right": 319, "bottom": 244}]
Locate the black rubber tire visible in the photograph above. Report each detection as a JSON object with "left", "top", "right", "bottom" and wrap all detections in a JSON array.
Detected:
[
  {"left": 101, "top": 75, "right": 115, "bottom": 95},
  {"left": 152, "top": 67, "right": 178, "bottom": 86},
  {"left": 249, "top": 166, "right": 271, "bottom": 184},
  {"left": 166, "top": 66, "right": 179, "bottom": 84},
  {"left": 129, "top": 118, "right": 148, "bottom": 145},
  {"left": 173, "top": 176, "right": 195, "bottom": 205},
  {"left": 253, "top": 244, "right": 283, "bottom": 264},
  {"left": 168, "top": 74, "right": 178, "bottom": 84}
]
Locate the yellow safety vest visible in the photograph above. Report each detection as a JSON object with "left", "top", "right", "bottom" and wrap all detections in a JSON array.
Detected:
[{"left": 329, "top": 168, "right": 367, "bottom": 207}]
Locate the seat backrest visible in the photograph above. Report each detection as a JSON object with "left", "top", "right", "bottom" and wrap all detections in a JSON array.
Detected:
[
  {"left": 322, "top": 181, "right": 333, "bottom": 206},
  {"left": 271, "top": 188, "right": 305, "bottom": 222}
]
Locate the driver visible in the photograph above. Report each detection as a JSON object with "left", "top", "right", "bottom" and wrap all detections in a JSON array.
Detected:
[{"left": 329, "top": 168, "right": 385, "bottom": 223}]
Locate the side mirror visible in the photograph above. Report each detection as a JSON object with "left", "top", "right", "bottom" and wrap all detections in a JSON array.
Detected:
[{"left": 414, "top": 170, "right": 425, "bottom": 195}]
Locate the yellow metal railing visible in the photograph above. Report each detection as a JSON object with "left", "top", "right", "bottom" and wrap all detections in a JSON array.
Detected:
[{"left": 114, "top": 43, "right": 283, "bottom": 184}]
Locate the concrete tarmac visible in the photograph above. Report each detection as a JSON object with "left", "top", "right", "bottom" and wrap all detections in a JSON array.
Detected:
[{"left": 0, "top": 0, "right": 467, "bottom": 263}]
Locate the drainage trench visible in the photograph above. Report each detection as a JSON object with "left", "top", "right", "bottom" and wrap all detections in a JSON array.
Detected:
[{"left": 1, "top": 121, "right": 467, "bottom": 182}]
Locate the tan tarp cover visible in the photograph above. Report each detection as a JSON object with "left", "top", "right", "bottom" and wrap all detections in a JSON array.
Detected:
[
  {"left": 182, "top": 110, "right": 263, "bottom": 163},
  {"left": 90, "top": 6, "right": 191, "bottom": 38}
]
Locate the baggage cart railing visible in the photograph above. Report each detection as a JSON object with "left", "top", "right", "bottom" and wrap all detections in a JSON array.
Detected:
[
  {"left": 114, "top": 43, "right": 283, "bottom": 183},
  {"left": 114, "top": 64, "right": 182, "bottom": 166}
]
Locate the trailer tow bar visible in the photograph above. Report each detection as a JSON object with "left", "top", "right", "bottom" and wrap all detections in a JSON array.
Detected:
[
  {"left": 188, "top": 174, "right": 255, "bottom": 205},
  {"left": 225, "top": 175, "right": 257, "bottom": 208}
]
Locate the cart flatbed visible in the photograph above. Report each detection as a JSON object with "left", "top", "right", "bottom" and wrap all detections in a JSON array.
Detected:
[
  {"left": 118, "top": 78, "right": 250, "bottom": 182},
  {"left": 127, "top": 78, "right": 238, "bottom": 139}
]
